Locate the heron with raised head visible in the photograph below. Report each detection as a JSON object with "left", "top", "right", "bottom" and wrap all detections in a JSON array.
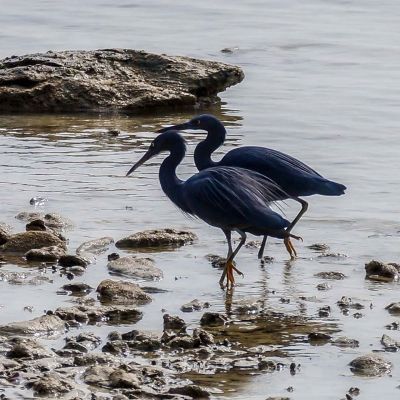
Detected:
[
  {"left": 126, "top": 130, "right": 302, "bottom": 289},
  {"left": 157, "top": 115, "right": 346, "bottom": 259}
]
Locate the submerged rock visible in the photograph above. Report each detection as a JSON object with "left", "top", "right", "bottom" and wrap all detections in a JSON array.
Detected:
[
  {"left": 76, "top": 236, "right": 114, "bottom": 255},
  {"left": 58, "top": 254, "right": 89, "bottom": 268},
  {"left": 108, "top": 255, "right": 163, "bottom": 280},
  {"left": 97, "top": 279, "right": 152, "bottom": 305},
  {"left": 25, "top": 245, "right": 66, "bottom": 262},
  {"left": 381, "top": 334, "right": 400, "bottom": 351},
  {"left": 385, "top": 302, "right": 400, "bottom": 315},
  {"left": 180, "top": 299, "right": 210, "bottom": 313},
  {"left": 0, "top": 314, "right": 65, "bottom": 336},
  {"left": 349, "top": 354, "right": 392, "bottom": 376},
  {"left": 62, "top": 282, "right": 93, "bottom": 294},
  {"left": 0, "top": 49, "right": 244, "bottom": 114},
  {"left": 314, "top": 271, "right": 346, "bottom": 280},
  {"left": 365, "top": 260, "right": 399, "bottom": 281},
  {"left": 308, "top": 243, "right": 330, "bottom": 252},
  {"left": 116, "top": 228, "right": 197, "bottom": 249},
  {"left": 0, "top": 231, "right": 66, "bottom": 254},
  {"left": 331, "top": 337, "right": 359, "bottom": 348}
]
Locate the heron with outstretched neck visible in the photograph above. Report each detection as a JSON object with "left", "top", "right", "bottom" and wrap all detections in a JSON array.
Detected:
[
  {"left": 157, "top": 115, "right": 346, "bottom": 259},
  {"left": 126, "top": 130, "right": 302, "bottom": 289}
]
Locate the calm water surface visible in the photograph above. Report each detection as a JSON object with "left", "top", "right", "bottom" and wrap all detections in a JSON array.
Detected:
[{"left": 1, "top": 1, "right": 400, "bottom": 399}]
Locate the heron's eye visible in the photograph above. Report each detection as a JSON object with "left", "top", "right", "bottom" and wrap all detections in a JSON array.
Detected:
[
  {"left": 195, "top": 120, "right": 201, "bottom": 125},
  {"left": 150, "top": 142, "right": 155, "bottom": 148}
]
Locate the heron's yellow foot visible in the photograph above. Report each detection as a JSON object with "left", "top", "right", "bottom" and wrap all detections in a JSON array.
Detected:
[
  {"left": 284, "top": 235, "right": 302, "bottom": 259},
  {"left": 219, "top": 260, "right": 244, "bottom": 289}
]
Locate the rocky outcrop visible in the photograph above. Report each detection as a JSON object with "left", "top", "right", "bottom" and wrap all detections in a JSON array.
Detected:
[{"left": 0, "top": 49, "right": 244, "bottom": 114}]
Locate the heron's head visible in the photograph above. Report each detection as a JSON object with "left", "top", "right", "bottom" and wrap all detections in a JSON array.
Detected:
[
  {"left": 126, "top": 130, "right": 185, "bottom": 176},
  {"left": 156, "top": 114, "right": 222, "bottom": 134}
]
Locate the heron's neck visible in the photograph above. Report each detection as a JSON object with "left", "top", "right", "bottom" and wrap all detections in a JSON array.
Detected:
[
  {"left": 194, "top": 124, "right": 226, "bottom": 170},
  {"left": 159, "top": 143, "right": 188, "bottom": 211}
]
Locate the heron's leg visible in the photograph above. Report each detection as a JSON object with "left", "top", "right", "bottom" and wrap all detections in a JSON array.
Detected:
[
  {"left": 286, "top": 197, "right": 308, "bottom": 234},
  {"left": 284, "top": 233, "right": 303, "bottom": 260},
  {"left": 257, "top": 235, "right": 268, "bottom": 259},
  {"left": 220, "top": 229, "right": 247, "bottom": 289},
  {"left": 218, "top": 230, "right": 233, "bottom": 285}
]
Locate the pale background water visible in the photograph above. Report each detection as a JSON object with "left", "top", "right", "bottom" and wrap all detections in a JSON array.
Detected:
[{"left": 1, "top": 1, "right": 400, "bottom": 399}]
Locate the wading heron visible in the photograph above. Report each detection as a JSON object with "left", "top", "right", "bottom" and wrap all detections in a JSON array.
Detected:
[
  {"left": 157, "top": 115, "right": 346, "bottom": 259},
  {"left": 126, "top": 130, "right": 301, "bottom": 288}
]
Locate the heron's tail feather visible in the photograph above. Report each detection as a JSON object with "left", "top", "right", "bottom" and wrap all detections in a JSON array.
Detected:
[{"left": 318, "top": 180, "right": 346, "bottom": 196}]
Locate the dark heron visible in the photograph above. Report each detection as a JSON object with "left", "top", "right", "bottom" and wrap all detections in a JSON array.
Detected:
[
  {"left": 126, "top": 130, "right": 301, "bottom": 288},
  {"left": 157, "top": 115, "right": 346, "bottom": 259}
]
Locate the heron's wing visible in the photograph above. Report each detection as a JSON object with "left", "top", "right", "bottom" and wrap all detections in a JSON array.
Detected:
[{"left": 183, "top": 167, "right": 289, "bottom": 230}]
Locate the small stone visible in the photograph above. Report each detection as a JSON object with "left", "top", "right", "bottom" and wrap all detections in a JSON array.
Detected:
[
  {"left": 200, "top": 312, "right": 228, "bottom": 326},
  {"left": 27, "top": 373, "right": 74, "bottom": 396},
  {"left": 169, "top": 384, "right": 210, "bottom": 399},
  {"left": 385, "top": 302, "right": 400, "bottom": 314},
  {"left": 7, "top": 338, "right": 53, "bottom": 359},
  {"left": 25, "top": 246, "right": 66, "bottom": 262},
  {"left": 76, "top": 237, "right": 114, "bottom": 256},
  {"left": 205, "top": 254, "right": 230, "bottom": 269},
  {"left": 317, "top": 253, "right": 347, "bottom": 259},
  {"left": 108, "top": 255, "right": 162, "bottom": 280},
  {"left": 62, "top": 283, "right": 93, "bottom": 294},
  {"left": 381, "top": 334, "right": 400, "bottom": 351},
  {"left": 26, "top": 219, "right": 46, "bottom": 231},
  {"left": 193, "top": 328, "right": 214, "bottom": 346},
  {"left": 97, "top": 279, "right": 151, "bottom": 305},
  {"left": 317, "top": 283, "right": 332, "bottom": 291},
  {"left": 308, "top": 243, "right": 330, "bottom": 251},
  {"left": 58, "top": 254, "right": 89, "bottom": 267},
  {"left": 108, "top": 252, "right": 120, "bottom": 261},
  {"left": 168, "top": 335, "right": 195, "bottom": 349},
  {"left": 116, "top": 228, "right": 196, "bottom": 249},
  {"left": 318, "top": 306, "right": 331, "bottom": 317},
  {"left": 180, "top": 299, "right": 209, "bottom": 312},
  {"left": 332, "top": 337, "right": 359, "bottom": 348},
  {"left": 163, "top": 314, "right": 186, "bottom": 331},
  {"left": 350, "top": 354, "right": 392, "bottom": 376},
  {"left": 108, "top": 331, "right": 122, "bottom": 341},
  {"left": 308, "top": 332, "right": 331, "bottom": 342},
  {"left": 315, "top": 271, "right": 346, "bottom": 280},
  {"left": 107, "top": 129, "right": 120, "bottom": 136}
]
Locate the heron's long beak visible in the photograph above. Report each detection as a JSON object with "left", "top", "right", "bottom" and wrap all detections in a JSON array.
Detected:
[
  {"left": 126, "top": 149, "right": 155, "bottom": 176},
  {"left": 156, "top": 122, "right": 192, "bottom": 133}
]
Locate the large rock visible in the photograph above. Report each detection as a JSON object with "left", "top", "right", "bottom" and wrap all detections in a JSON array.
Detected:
[
  {"left": 116, "top": 228, "right": 197, "bottom": 249},
  {"left": 0, "top": 222, "right": 12, "bottom": 245},
  {"left": 365, "top": 260, "right": 399, "bottom": 281},
  {"left": 25, "top": 245, "right": 66, "bottom": 262},
  {"left": 349, "top": 354, "right": 392, "bottom": 376},
  {"left": 97, "top": 279, "right": 152, "bottom": 305},
  {"left": 108, "top": 255, "right": 163, "bottom": 280},
  {"left": 0, "top": 231, "right": 66, "bottom": 254},
  {"left": 0, "top": 49, "right": 244, "bottom": 114},
  {"left": 0, "top": 314, "right": 65, "bottom": 336}
]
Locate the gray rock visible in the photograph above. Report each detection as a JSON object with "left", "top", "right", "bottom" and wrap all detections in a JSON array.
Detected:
[
  {"left": 74, "top": 352, "right": 119, "bottom": 367},
  {"left": 365, "top": 260, "right": 399, "bottom": 282},
  {"left": 108, "top": 255, "right": 163, "bottom": 280},
  {"left": 168, "top": 335, "right": 196, "bottom": 349},
  {"left": 0, "top": 314, "right": 65, "bottom": 336},
  {"left": 83, "top": 365, "right": 140, "bottom": 389},
  {"left": 180, "top": 299, "right": 210, "bottom": 312},
  {"left": 76, "top": 236, "right": 114, "bottom": 255},
  {"left": 116, "top": 228, "right": 197, "bottom": 249},
  {"left": 102, "top": 340, "right": 129, "bottom": 356},
  {"left": 15, "top": 211, "right": 44, "bottom": 222},
  {"left": 169, "top": 384, "right": 210, "bottom": 399},
  {"left": 97, "top": 279, "right": 152, "bottom": 305},
  {"left": 385, "top": 302, "right": 400, "bottom": 314},
  {"left": 316, "top": 283, "right": 332, "bottom": 291},
  {"left": 43, "top": 213, "right": 73, "bottom": 229},
  {"left": 314, "top": 271, "right": 346, "bottom": 280},
  {"left": 308, "top": 332, "right": 331, "bottom": 343},
  {"left": 62, "top": 282, "right": 93, "bottom": 294},
  {"left": 307, "top": 243, "right": 330, "bottom": 252},
  {"left": 55, "top": 304, "right": 143, "bottom": 325},
  {"left": 25, "top": 245, "right": 66, "bottom": 262},
  {"left": 193, "top": 328, "right": 215, "bottom": 346},
  {"left": 381, "top": 334, "right": 400, "bottom": 351},
  {"left": 27, "top": 373, "right": 75, "bottom": 396},
  {"left": 7, "top": 338, "right": 54, "bottom": 359},
  {"left": 59, "top": 254, "right": 89, "bottom": 267},
  {"left": 200, "top": 312, "right": 228, "bottom": 326},
  {"left": 0, "top": 231, "right": 66, "bottom": 254},
  {"left": 0, "top": 49, "right": 243, "bottom": 114},
  {"left": 331, "top": 337, "right": 359, "bottom": 348},
  {"left": 163, "top": 314, "right": 186, "bottom": 331},
  {"left": 349, "top": 354, "right": 392, "bottom": 376}
]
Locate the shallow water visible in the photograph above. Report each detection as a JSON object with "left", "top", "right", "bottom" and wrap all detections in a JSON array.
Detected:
[{"left": 1, "top": 1, "right": 400, "bottom": 399}]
